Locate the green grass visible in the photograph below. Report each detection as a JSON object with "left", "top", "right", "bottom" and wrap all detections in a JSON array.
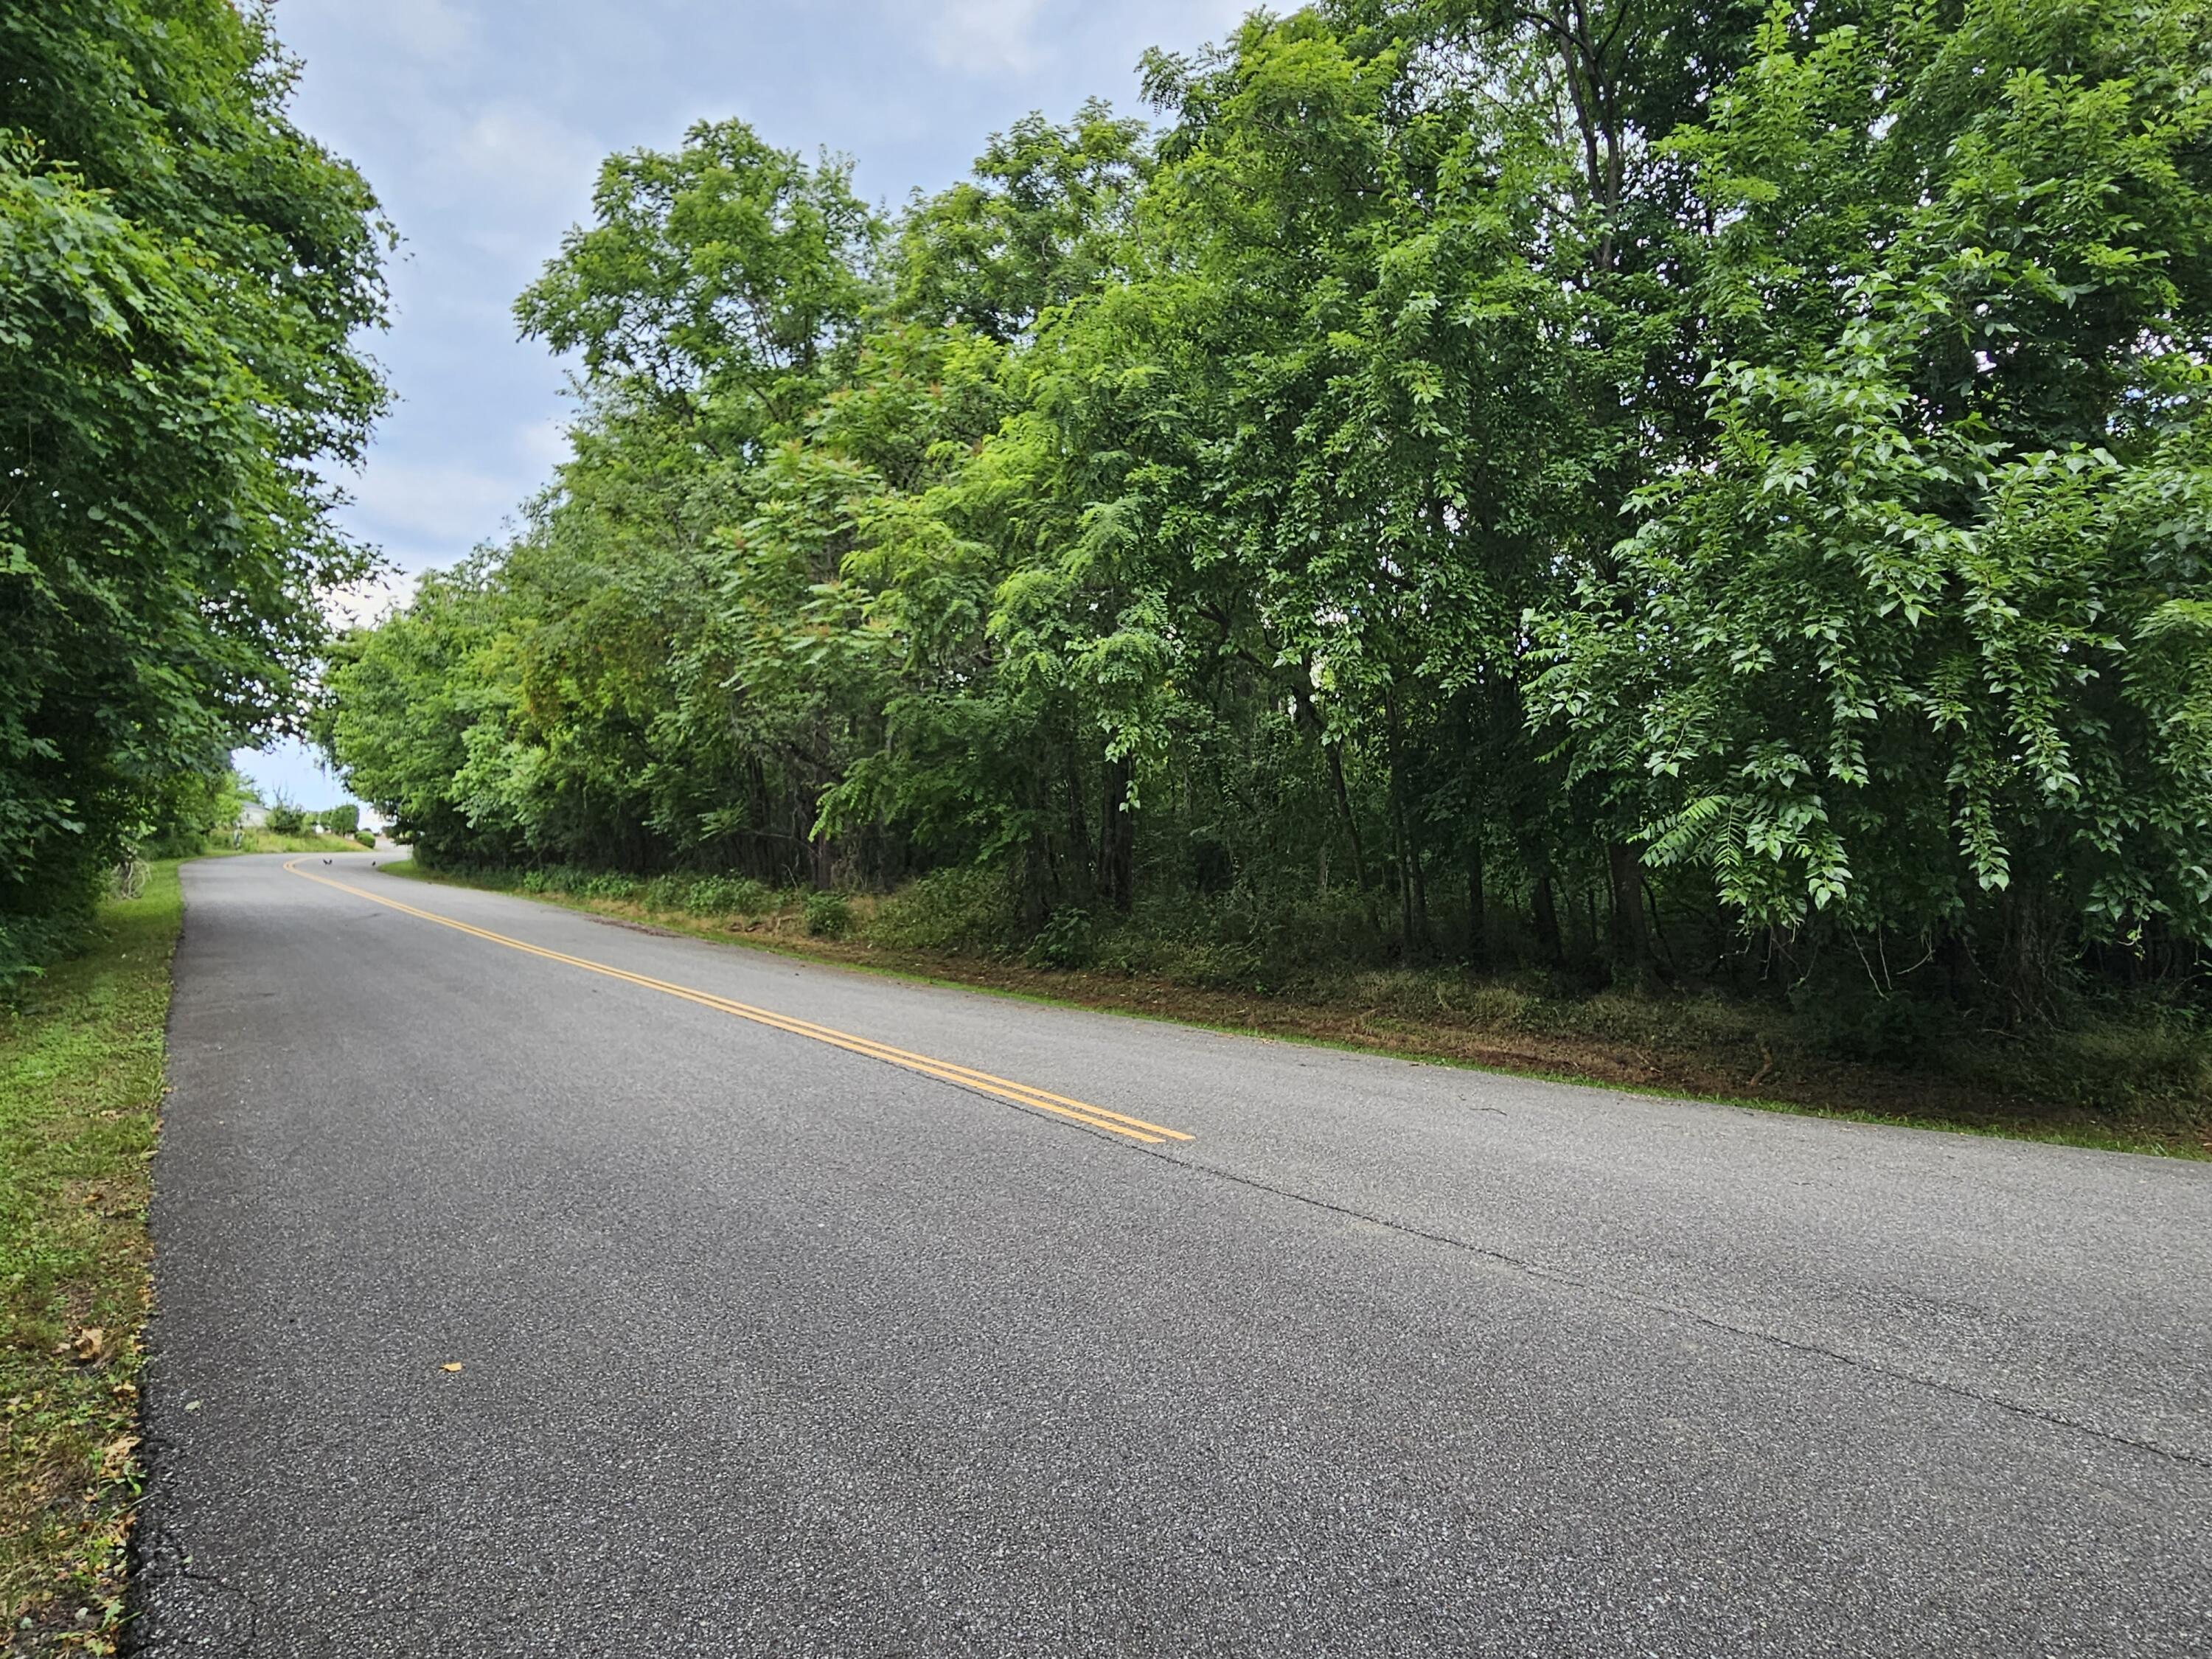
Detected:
[
  {"left": 197, "top": 827, "right": 363, "bottom": 858},
  {"left": 1, "top": 863, "right": 179, "bottom": 1653},
  {"left": 383, "top": 860, "right": 2210, "bottom": 1160}
]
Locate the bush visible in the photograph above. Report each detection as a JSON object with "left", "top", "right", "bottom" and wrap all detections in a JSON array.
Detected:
[
  {"left": 869, "top": 867, "right": 1012, "bottom": 954},
  {"left": 142, "top": 767, "right": 253, "bottom": 857},
  {"left": 688, "top": 875, "right": 772, "bottom": 915},
  {"left": 1789, "top": 970, "right": 1952, "bottom": 1064},
  {"left": 354, "top": 831, "right": 376, "bottom": 848},
  {"left": 321, "top": 804, "right": 359, "bottom": 836},
  {"left": 265, "top": 799, "right": 309, "bottom": 834},
  {"left": 803, "top": 891, "right": 852, "bottom": 938},
  {"left": 1169, "top": 939, "right": 1269, "bottom": 993},
  {"left": 1024, "top": 906, "right": 1095, "bottom": 970}
]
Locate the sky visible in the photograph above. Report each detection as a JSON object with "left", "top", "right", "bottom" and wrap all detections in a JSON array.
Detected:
[{"left": 236, "top": 0, "right": 1252, "bottom": 807}]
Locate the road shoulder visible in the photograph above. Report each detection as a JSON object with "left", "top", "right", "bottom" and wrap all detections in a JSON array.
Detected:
[{"left": 0, "top": 863, "right": 178, "bottom": 1652}]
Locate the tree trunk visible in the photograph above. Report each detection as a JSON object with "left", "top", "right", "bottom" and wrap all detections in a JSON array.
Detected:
[
  {"left": 1385, "top": 690, "right": 1424, "bottom": 958},
  {"left": 1534, "top": 870, "right": 1565, "bottom": 966},
  {"left": 1064, "top": 737, "right": 1093, "bottom": 900},
  {"left": 1465, "top": 827, "right": 1487, "bottom": 968},
  {"left": 1607, "top": 838, "right": 1648, "bottom": 982},
  {"left": 1412, "top": 849, "right": 1430, "bottom": 954},
  {"left": 1328, "top": 742, "right": 1376, "bottom": 929},
  {"left": 1100, "top": 752, "right": 1135, "bottom": 914}
]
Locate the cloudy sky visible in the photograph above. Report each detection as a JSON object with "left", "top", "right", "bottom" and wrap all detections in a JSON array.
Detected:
[{"left": 239, "top": 0, "right": 1251, "bottom": 807}]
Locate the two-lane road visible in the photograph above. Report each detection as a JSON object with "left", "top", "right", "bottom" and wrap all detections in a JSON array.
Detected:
[{"left": 134, "top": 853, "right": 2211, "bottom": 1655}]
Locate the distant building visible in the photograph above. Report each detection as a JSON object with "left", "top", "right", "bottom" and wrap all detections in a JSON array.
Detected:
[{"left": 238, "top": 804, "right": 270, "bottom": 829}]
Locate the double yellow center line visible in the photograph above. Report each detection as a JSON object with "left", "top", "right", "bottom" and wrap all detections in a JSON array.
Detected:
[{"left": 282, "top": 860, "right": 1192, "bottom": 1147}]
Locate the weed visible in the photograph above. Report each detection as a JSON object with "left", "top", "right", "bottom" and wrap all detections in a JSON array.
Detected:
[
  {"left": 867, "top": 868, "right": 1011, "bottom": 954},
  {"left": 803, "top": 892, "right": 852, "bottom": 939},
  {"left": 687, "top": 876, "right": 771, "bottom": 916},
  {"left": 1024, "top": 907, "right": 1095, "bottom": 970}
]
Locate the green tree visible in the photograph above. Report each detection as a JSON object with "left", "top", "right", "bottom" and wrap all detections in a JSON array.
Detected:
[
  {"left": 1535, "top": 0, "right": 2212, "bottom": 1014},
  {"left": 0, "top": 0, "right": 388, "bottom": 978},
  {"left": 322, "top": 0, "right": 2212, "bottom": 1028}
]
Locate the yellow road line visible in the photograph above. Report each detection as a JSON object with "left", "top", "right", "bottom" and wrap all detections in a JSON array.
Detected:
[{"left": 282, "top": 860, "right": 1192, "bottom": 1146}]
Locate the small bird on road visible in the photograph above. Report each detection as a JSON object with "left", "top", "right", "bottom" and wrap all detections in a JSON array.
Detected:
[{"left": 321, "top": 858, "right": 332, "bottom": 865}]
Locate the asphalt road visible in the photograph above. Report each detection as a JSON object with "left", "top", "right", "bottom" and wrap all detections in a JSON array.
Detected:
[{"left": 133, "top": 852, "right": 2211, "bottom": 1656}]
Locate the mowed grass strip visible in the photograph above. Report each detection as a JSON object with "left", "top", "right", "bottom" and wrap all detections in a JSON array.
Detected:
[{"left": 1, "top": 863, "right": 179, "bottom": 1653}]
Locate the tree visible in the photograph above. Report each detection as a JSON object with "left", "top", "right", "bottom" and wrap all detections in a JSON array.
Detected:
[
  {"left": 1534, "top": 0, "right": 2212, "bottom": 1014},
  {"left": 0, "top": 0, "right": 388, "bottom": 978},
  {"left": 515, "top": 119, "right": 878, "bottom": 444},
  {"left": 323, "top": 0, "right": 2212, "bottom": 1025}
]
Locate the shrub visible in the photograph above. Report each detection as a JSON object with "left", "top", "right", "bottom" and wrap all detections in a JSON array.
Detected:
[
  {"left": 1789, "top": 972, "right": 1952, "bottom": 1064},
  {"left": 354, "top": 831, "right": 376, "bottom": 849},
  {"left": 1024, "top": 906, "right": 1094, "bottom": 970},
  {"left": 803, "top": 891, "right": 852, "bottom": 938},
  {"left": 689, "top": 875, "right": 771, "bottom": 915},
  {"left": 1170, "top": 940, "right": 1269, "bottom": 993},
  {"left": 869, "top": 867, "right": 1012, "bottom": 953},
  {"left": 265, "top": 798, "right": 309, "bottom": 834},
  {"left": 321, "top": 804, "right": 359, "bottom": 836}
]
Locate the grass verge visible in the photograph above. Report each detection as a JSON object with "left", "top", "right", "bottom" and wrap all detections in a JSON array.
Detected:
[
  {"left": 384, "top": 860, "right": 2211, "bottom": 1161},
  {"left": 198, "top": 828, "right": 365, "bottom": 858},
  {"left": 1, "top": 863, "right": 178, "bottom": 1653}
]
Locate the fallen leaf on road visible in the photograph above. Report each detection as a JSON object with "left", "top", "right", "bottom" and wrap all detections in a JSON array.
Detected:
[
  {"left": 72, "top": 1328, "right": 106, "bottom": 1363},
  {"left": 440, "top": 1363, "right": 463, "bottom": 1373}
]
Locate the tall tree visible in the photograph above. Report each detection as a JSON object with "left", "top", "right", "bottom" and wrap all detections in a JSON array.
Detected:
[{"left": 0, "top": 0, "right": 389, "bottom": 978}]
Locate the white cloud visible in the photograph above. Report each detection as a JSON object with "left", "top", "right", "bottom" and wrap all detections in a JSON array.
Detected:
[
  {"left": 439, "top": 102, "right": 605, "bottom": 208},
  {"left": 347, "top": 456, "right": 526, "bottom": 549},
  {"left": 321, "top": 568, "right": 417, "bottom": 632},
  {"left": 917, "top": 0, "right": 1052, "bottom": 74},
  {"left": 327, "top": 0, "right": 478, "bottom": 66},
  {"left": 516, "top": 417, "right": 572, "bottom": 471}
]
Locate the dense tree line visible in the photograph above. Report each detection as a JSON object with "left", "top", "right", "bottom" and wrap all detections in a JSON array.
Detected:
[
  {"left": 1, "top": 1, "right": 389, "bottom": 980},
  {"left": 324, "top": 0, "right": 2212, "bottom": 1023}
]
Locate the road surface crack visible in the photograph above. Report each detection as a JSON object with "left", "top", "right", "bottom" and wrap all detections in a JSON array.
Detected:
[{"left": 1144, "top": 1147, "right": 2212, "bottom": 1475}]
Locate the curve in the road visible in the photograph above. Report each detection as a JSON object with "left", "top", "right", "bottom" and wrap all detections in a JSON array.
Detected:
[{"left": 281, "top": 859, "right": 1192, "bottom": 1147}]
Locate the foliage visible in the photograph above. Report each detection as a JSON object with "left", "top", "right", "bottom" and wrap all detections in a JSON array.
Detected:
[
  {"left": 0, "top": 1, "right": 388, "bottom": 983},
  {"left": 324, "top": 0, "right": 2212, "bottom": 1029},
  {"left": 1532, "top": 0, "right": 2212, "bottom": 1018},
  {"left": 319, "top": 804, "right": 360, "bottom": 838},
  {"left": 803, "top": 891, "right": 853, "bottom": 938},
  {"left": 139, "top": 768, "right": 256, "bottom": 859},
  {"left": 1025, "top": 907, "right": 1097, "bottom": 970}
]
